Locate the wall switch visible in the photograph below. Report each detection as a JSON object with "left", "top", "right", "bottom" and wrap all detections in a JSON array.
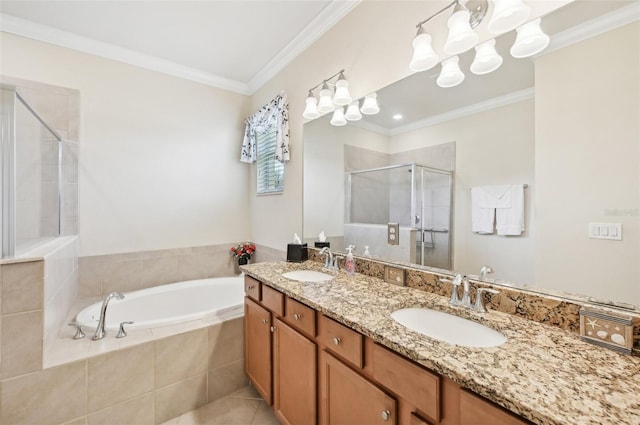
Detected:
[
  {"left": 387, "top": 223, "right": 399, "bottom": 245},
  {"left": 589, "top": 223, "right": 622, "bottom": 241}
]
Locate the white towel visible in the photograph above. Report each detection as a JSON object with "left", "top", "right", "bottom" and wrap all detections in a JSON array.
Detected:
[
  {"left": 476, "top": 185, "right": 511, "bottom": 208},
  {"left": 496, "top": 185, "right": 525, "bottom": 235},
  {"left": 471, "top": 187, "right": 495, "bottom": 234}
]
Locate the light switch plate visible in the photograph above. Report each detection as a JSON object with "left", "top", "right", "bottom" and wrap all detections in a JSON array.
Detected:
[
  {"left": 387, "top": 223, "right": 399, "bottom": 245},
  {"left": 589, "top": 223, "right": 622, "bottom": 240}
]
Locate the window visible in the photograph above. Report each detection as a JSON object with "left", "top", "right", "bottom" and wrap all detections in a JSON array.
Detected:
[{"left": 256, "top": 128, "right": 284, "bottom": 194}]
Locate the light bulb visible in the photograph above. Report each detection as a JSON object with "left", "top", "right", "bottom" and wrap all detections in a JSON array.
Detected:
[
  {"left": 410, "top": 29, "right": 439, "bottom": 72},
  {"left": 317, "top": 84, "right": 334, "bottom": 114},
  {"left": 443, "top": 7, "right": 479, "bottom": 55},
  {"left": 333, "top": 75, "right": 352, "bottom": 106},
  {"left": 470, "top": 39, "right": 503, "bottom": 75},
  {"left": 302, "top": 94, "right": 320, "bottom": 119},
  {"left": 360, "top": 93, "right": 380, "bottom": 115},
  {"left": 330, "top": 107, "right": 347, "bottom": 126},
  {"left": 488, "top": 0, "right": 530, "bottom": 35},
  {"left": 437, "top": 56, "right": 465, "bottom": 88},
  {"left": 510, "top": 18, "right": 550, "bottom": 58},
  {"left": 345, "top": 101, "right": 362, "bottom": 121}
]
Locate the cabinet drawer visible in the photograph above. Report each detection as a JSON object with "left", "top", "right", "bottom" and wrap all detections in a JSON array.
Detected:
[
  {"left": 244, "top": 276, "right": 261, "bottom": 301},
  {"left": 460, "top": 390, "right": 530, "bottom": 425},
  {"left": 371, "top": 343, "right": 440, "bottom": 422},
  {"left": 285, "top": 297, "right": 316, "bottom": 337},
  {"left": 262, "top": 285, "right": 284, "bottom": 317},
  {"left": 317, "top": 315, "right": 363, "bottom": 368}
]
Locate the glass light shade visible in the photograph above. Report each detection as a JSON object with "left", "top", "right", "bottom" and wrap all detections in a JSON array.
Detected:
[
  {"left": 302, "top": 96, "right": 320, "bottom": 119},
  {"left": 437, "top": 56, "right": 465, "bottom": 88},
  {"left": 330, "top": 107, "right": 347, "bottom": 126},
  {"left": 360, "top": 93, "right": 380, "bottom": 115},
  {"left": 443, "top": 9, "right": 479, "bottom": 55},
  {"left": 333, "top": 78, "right": 352, "bottom": 106},
  {"left": 344, "top": 101, "right": 362, "bottom": 121},
  {"left": 410, "top": 32, "right": 439, "bottom": 72},
  {"left": 510, "top": 18, "right": 550, "bottom": 58},
  {"left": 470, "top": 39, "right": 503, "bottom": 75},
  {"left": 487, "top": 0, "right": 530, "bottom": 35},
  {"left": 317, "top": 87, "right": 334, "bottom": 114}
]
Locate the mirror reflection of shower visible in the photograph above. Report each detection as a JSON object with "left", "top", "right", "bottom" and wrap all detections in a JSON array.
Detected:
[{"left": 344, "top": 162, "right": 453, "bottom": 269}]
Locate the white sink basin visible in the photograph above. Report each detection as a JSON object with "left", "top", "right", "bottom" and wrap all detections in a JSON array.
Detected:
[
  {"left": 282, "top": 270, "right": 334, "bottom": 282},
  {"left": 391, "top": 308, "right": 507, "bottom": 348}
]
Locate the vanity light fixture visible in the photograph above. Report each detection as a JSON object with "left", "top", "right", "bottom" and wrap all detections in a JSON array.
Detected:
[
  {"left": 303, "top": 70, "right": 354, "bottom": 120},
  {"left": 410, "top": 0, "right": 550, "bottom": 87},
  {"left": 344, "top": 101, "right": 363, "bottom": 121},
  {"left": 330, "top": 107, "right": 347, "bottom": 126},
  {"left": 360, "top": 93, "right": 380, "bottom": 115}
]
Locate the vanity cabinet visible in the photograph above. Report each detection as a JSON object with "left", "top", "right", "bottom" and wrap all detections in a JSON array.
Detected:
[{"left": 244, "top": 276, "right": 532, "bottom": 425}]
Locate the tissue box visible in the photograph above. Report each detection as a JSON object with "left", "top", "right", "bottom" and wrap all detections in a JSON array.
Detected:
[
  {"left": 287, "top": 243, "right": 308, "bottom": 262},
  {"left": 314, "top": 241, "right": 330, "bottom": 249}
]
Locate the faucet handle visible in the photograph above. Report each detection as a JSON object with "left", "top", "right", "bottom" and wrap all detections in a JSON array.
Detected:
[
  {"left": 474, "top": 288, "right": 500, "bottom": 313},
  {"left": 116, "top": 321, "right": 134, "bottom": 338},
  {"left": 68, "top": 322, "right": 86, "bottom": 339},
  {"left": 444, "top": 273, "right": 464, "bottom": 306}
]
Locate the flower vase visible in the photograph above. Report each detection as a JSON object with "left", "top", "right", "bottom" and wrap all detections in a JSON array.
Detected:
[{"left": 238, "top": 257, "right": 249, "bottom": 266}]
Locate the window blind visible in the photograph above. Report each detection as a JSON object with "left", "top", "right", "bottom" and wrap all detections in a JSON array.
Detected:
[{"left": 256, "top": 128, "right": 284, "bottom": 194}]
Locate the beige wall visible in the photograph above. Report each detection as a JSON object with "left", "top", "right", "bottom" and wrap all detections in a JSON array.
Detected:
[
  {"left": 535, "top": 22, "right": 640, "bottom": 304},
  {"left": 391, "top": 100, "right": 535, "bottom": 283},
  {"left": 248, "top": 0, "right": 569, "bottom": 254},
  {"left": 0, "top": 32, "right": 250, "bottom": 257}
]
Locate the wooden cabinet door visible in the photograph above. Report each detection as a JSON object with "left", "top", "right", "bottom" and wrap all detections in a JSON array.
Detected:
[
  {"left": 273, "top": 318, "right": 317, "bottom": 425},
  {"left": 245, "top": 297, "right": 273, "bottom": 404},
  {"left": 320, "top": 351, "right": 397, "bottom": 425},
  {"left": 459, "top": 390, "right": 531, "bottom": 425}
]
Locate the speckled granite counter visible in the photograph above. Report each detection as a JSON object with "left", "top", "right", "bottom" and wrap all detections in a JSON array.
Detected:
[{"left": 241, "top": 261, "right": 640, "bottom": 425}]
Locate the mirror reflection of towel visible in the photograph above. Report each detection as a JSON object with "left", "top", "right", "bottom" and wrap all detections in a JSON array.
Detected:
[
  {"left": 496, "top": 185, "right": 525, "bottom": 235},
  {"left": 471, "top": 185, "right": 524, "bottom": 235}
]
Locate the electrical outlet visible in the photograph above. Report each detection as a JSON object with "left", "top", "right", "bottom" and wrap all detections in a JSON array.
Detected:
[
  {"left": 387, "top": 223, "right": 399, "bottom": 245},
  {"left": 384, "top": 266, "right": 405, "bottom": 286}
]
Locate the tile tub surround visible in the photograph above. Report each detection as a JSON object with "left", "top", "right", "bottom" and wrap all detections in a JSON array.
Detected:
[
  {"left": 0, "top": 318, "right": 247, "bottom": 425},
  {"left": 241, "top": 261, "right": 640, "bottom": 425},
  {"left": 308, "top": 248, "right": 640, "bottom": 351},
  {"left": 78, "top": 243, "right": 270, "bottom": 298}
]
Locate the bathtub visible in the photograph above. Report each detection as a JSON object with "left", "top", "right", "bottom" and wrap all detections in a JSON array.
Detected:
[{"left": 76, "top": 275, "right": 245, "bottom": 331}]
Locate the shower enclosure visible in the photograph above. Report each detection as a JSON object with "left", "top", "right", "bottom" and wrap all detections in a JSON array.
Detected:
[
  {"left": 1, "top": 84, "right": 63, "bottom": 257},
  {"left": 344, "top": 163, "right": 453, "bottom": 269}
]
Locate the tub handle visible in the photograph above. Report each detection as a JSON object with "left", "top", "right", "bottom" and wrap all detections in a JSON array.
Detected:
[
  {"left": 68, "top": 322, "right": 85, "bottom": 339},
  {"left": 116, "top": 321, "right": 134, "bottom": 338}
]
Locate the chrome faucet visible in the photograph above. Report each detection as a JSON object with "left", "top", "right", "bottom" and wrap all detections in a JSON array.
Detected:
[
  {"left": 460, "top": 276, "right": 472, "bottom": 308},
  {"left": 92, "top": 292, "right": 124, "bottom": 340},
  {"left": 479, "top": 265, "right": 494, "bottom": 280},
  {"left": 320, "top": 247, "right": 333, "bottom": 269}
]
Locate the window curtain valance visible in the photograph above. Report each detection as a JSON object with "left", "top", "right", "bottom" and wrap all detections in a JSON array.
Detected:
[{"left": 240, "top": 93, "right": 290, "bottom": 163}]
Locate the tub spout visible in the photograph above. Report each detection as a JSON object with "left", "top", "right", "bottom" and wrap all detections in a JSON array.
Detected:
[{"left": 92, "top": 292, "right": 124, "bottom": 340}]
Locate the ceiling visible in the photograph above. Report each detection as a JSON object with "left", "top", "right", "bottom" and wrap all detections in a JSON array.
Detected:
[{"left": 0, "top": 0, "right": 359, "bottom": 94}]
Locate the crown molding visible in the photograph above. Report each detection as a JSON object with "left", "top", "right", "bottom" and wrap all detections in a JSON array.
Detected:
[
  {"left": 390, "top": 88, "right": 534, "bottom": 136},
  {"left": 349, "top": 118, "right": 392, "bottom": 136},
  {"left": 0, "top": 13, "right": 252, "bottom": 94},
  {"left": 541, "top": 2, "right": 640, "bottom": 56}
]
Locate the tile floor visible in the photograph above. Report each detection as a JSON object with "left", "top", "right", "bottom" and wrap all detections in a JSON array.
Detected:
[{"left": 161, "top": 386, "right": 280, "bottom": 425}]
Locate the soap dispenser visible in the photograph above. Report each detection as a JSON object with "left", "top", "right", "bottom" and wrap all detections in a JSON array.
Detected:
[
  {"left": 345, "top": 246, "right": 355, "bottom": 274},
  {"left": 363, "top": 246, "right": 371, "bottom": 258}
]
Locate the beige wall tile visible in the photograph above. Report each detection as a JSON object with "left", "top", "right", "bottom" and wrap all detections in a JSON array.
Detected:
[
  {"left": 155, "top": 329, "right": 207, "bottom": 388},
  {"left": 207, "top": 358, "right": 248, "bottom": 402},
  {"left": 87, "top": 342, "right": 154, "bottom": 412},
  {"left": 176, "top": 254, "right": 215, "bottom": 281},
  {"left": 208, "top": 317, "right": 244, "bottom": 370},
  {"left": 88, "top": 393, "right": 154, "bottom": 425},
  {"left": 1, "top": 310, "right": 43, "bottom": 379},
  {"left": 78, "top": 255, "right": 109, "bottom": 297},
  {"left": 1, "top": 360, "right": 86, "bottom": 425},
  {"left": 61, "top": 417, "right": 87, "bottom": 425},
  {"left": 142, "top": 256, "right": 179, "bottom": 288},
  {"left": 1, "top": 260, "right": 44, "bottom": 314},
  {"left": 154, "top": 373, "right": 208, "bottom": 425},
  {"left": 102, "top": 259, "right": 143, "bottom": 294}
]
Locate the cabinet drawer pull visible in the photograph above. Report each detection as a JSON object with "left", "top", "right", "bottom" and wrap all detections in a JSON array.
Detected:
[
  {"left": 333, "top": 337, "right": 342, "bottom": 346},
  {"left": 293, "top": 313, "right": 301, "bottom": 320},
  {"left": 247, "top": 284, "right": 254, "bottom": 290},
  {"left": 381, "top": 410, "right": 391, "bottom": 421},
  {"left": 262, "top": 318, "right": 269, "bottom": 324}
]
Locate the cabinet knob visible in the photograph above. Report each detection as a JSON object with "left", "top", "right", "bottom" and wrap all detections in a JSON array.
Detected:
[
  {"left": 270, "top": 326, "right": 275, "bottom": 333},
  {"left": 262, "top": 318, "right": 269, "bottom": 324},
  {"left": 247, "top": 285, "right": 254, "bottom": 290},
  {"left": 381, "top": 410, "right": 391, "bottom": 421},
  {"left": 332, "top": 337, "right": 342, "bottom": 346},
  {"left": 293, "top": 313, "right": 301, "bottom": 321}
]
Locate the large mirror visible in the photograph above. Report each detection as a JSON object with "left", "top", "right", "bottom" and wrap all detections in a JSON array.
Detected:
[{"left": 303, "top": 0, "right": 640, "bottom": 309}]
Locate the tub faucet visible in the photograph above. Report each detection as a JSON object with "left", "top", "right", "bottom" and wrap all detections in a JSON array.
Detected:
[{"left": 92, "top": 292, "right": 124, "bottom": 340}]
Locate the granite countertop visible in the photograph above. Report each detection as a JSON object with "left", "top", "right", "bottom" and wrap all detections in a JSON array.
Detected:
[{"left": 241, "top": 261, "right": 640, "bottom": 425}]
